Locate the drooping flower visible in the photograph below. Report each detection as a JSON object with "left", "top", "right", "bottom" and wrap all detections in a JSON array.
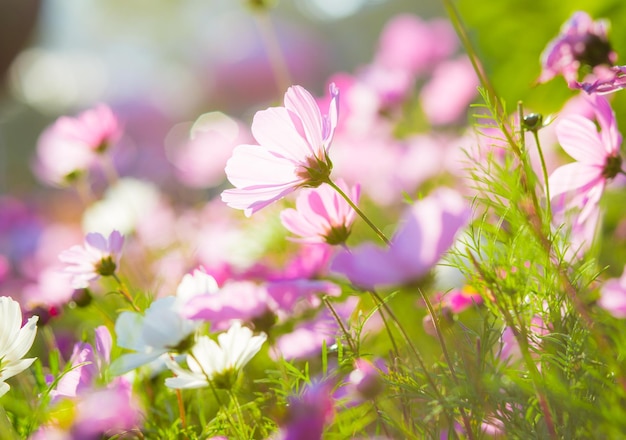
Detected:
[
  {"left": 280, "top": 179, "right": 359, "bottom": 245},
  {"left": 538, "top": 11, "right": 616, "bottom": 86},
  {"left": 58, "top": 230, "right": 124, "bottom": 289},
  {"left": 33, "top": 104, "right": 122, "bottom": 186},
  {"left": 221, "top": 84, "right": 338, "bottom": 216},
  {"left": 165, "top": 321, "right": 266, "bottom": 390},
  {"left": 0, "top": 296, "right": 38, "bottom": 398},
  {"left": 548, "top": 93, "right": 623, "bottom": 223},
  {"left": 331, "top": 188, "right": 470, "bottom": 290}
]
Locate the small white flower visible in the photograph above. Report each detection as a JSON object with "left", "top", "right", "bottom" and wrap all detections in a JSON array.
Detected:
[
  {"left": 165, "top": 321, "right": 266, "bottom": 390},
  {"left": 0, "top": 297, "right": 38, "bottom": 397}
]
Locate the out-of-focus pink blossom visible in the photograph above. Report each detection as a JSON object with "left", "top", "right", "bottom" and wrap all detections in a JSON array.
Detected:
[
  {"left": 280, "top": 179, "right": 359, "bottom": 245},
  {"left": 548, "top": 94, "right": 623, "bottom": 224},
  {"left": 70, "top": 378, "right": 142, "bottom": 440},
  {"left": 440, "top": 286, "right": 483, "bottom": 314},
  {"left": 539, "top": 11, "right": 616, "bottom": 86},
  {"left": 374, "top": 14, "right": 457, "bottom": 76},
  {"left": 166, "top": 112, "right": 251, "bottom": 188},
  {"left": 58, "top": 230, "right": 124, "bottom": 289},
  {"left": 266, "top": 279, "right": 341, "bottom": 317},
  {"left": 49, "top": 326, "right": 111, "bottom": 403},
  {"left": 33, "top": 104, "right": 122, "bottom": 186},
  {"left": 346, "top": 358, "right": 385, "bottom": 401},
  {"left": 182, "top": 280, "right": 271, "bottom": 330},
  {"left": 221, "top": 84, "right": 338, "bottom": 216},
  {"left": 599, "top": 266, "right": 626, "bottom": 318},
  {"left": 271, "top": 297, "right": 357, "bottom": 361},
  {"left": 277, "top": 381, "right": 335, "bottom": 440},
  {"left": 574, "top": 65, "right": 626, "bottom": 95},
  {"left": 420, "top": 56, "right": 478, "bottom": 126},
  {"left": 331, "top": 188, "right": 470, "bottom": 290}
]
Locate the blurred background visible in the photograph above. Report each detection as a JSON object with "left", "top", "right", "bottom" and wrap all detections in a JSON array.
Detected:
[{"left": 3, "top": 0, "right": 626, "bottom": 196}]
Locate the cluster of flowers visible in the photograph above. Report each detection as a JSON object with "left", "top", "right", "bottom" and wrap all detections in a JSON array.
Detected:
[{"left": 2, "top": 8, "right": 626, "bottom": 439}]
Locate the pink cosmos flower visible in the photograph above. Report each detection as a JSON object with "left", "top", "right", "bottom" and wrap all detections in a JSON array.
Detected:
[
  {"left": 34, "top": 104, "right": 122, "bottom": 186},
  {"left": 221, "top": 84, "right": 338, "bottom": 216},
  {"left": 538, "top": 11, "right": 616, "bottom": 86},
  {"left": 277, "top": 381, "right": 335, "bottom": 440},
  {"left": 58, "top": 230, "right": 124, "bottom": 289},
  {"left": 280, "top": 179, "right": 359, "bottom": 245},
  {"left": 598, "top": 266, "right": 626, "bottom": 318},
  {"left": 574, "top": 65, "right": 626, "bottom": 95},
  {"left": 548, "top": 94, "right": 623, "bottom": 223},
  {"left": 331, "top": 188, "right": 470, "bottom": 290}
]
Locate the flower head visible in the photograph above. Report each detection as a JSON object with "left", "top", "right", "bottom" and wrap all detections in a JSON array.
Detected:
[
  {"left": 0, "top": 296, "right": 38, "bottom": 398},
  {"left": 331, "top": 188, "right": 470, "bottom": 289},
  {"left": 58, "top": 230, "right": 124, "bottom": 289},
  {"left": 221, "top": 84, "right": 339, "bottom": 216},
  {"left": 548, "top": 93, "right": 622, "bottom": 223},
  {"left": 539, "top": 11, "right": 616, "bottom": 86},
  {"left": 34, "top": 104, "right": 122, "bottom": 186},
  {"left": 165, "top": 321, "right": 266, "bottom": 390},
  {"left": 280, "top": 179, "right": 359, "bottom": 245},
  {"left": 599, "top": 265, "right": 626, "bottom": 318}
]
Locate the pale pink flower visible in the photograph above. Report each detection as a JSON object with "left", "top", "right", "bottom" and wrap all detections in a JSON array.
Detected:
[
  {"left": 539, "top": 11, "right": 616, "bottom": 85},
  {"left": 221, "top": 84, "right": 338, "bottom": 216},
  {"left": 280, "top": 179, "right": 359, "bottom": 245},
  {"left": 548, "top": 94, "right": 623, "bottom": 223},
  {"left": 599, "top": 266, "right": 626, "bottom": 318},
  {"left": 331, "top": 188, "right": 470, "bottom": 290},
  {"left": 34, "top": 104, "right": 122, "bottom": 186},
  {"left": 419, "top": 56, "right": 479, "bottom": 126},
  {"left": 58, "top": 230, "right": 124, "bottom": 289}
]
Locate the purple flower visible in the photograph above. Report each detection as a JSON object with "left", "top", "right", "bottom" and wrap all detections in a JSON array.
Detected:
[
  {"left": 58, "top": 230, "right": 124, "bottom": 289},
  {"left": 331, "top": 188, "right": 470, "bottom": 290},
  {"left": 277, "top": 382, "right": 335, "bottom": 440},
  {"left": 539, "top": 11, "right": 616, "bottom": 86},
  {"left": 221, "top": 84, "right": 338, "bottom": 216}
]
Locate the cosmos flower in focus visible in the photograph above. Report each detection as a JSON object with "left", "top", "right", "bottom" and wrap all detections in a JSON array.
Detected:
[
  {"left": 548, "top": 93, "right": 623, "bottom": 223},
  {"left": 0, "top": 296, "right": 38, "bottom": 398},
  {"left": 280, "top": 179, "right": 359, "bottom": 245},
  {"left": 221, "top": 84, "right": 338, "bottom": 216},
  {"left": 58, "top": 230, "right": 124, "bottom": 289}
]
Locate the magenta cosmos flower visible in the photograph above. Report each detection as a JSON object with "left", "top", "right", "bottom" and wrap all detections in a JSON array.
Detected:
[
  {"left": 221, "top": 84, "right": 339, "bottom": 216},
  {"left": 58, "top": 230, "right": 124, "bottom": 289},
  {"left": 548, "top": 94, "right": 623, "bottom": 223},
  {"left": 34, "top": 104, "right": 122, "bottom": 186},
  {"left": 331, "top": 187, "right": 469, "bottom": 290},
  {"left": 539, "top": 11, "right": 616, "bottom": 86},
  {"left": 280, "top": 179, "right": 359, "bottom": 245}
]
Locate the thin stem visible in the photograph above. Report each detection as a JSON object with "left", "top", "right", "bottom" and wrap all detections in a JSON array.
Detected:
[
  {"left": 100, "top": 153, "right": 119, "bottom": 187},
  {"left": 252, "top": 9, "right": 291, "bottom": 95},
  {"left": 111, "top": 273, "right": 141, "bottom": 312},
  {"left": 532, "top": 129, "right": 552, "bottom": 222},
  {"left": 322, "top": 296, "right": 357, "bottom": 355},
  {"left": 326, "top": 179, "right": 391, "bottom": 246},
  {"left": 367, "top": 291, "right": 400, "bottom": 360},
  {"left": 419, "top": 289, "right": 476, "bottom": 440}
]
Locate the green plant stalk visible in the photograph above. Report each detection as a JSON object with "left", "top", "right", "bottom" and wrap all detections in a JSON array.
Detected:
[
  {"left": 419, "top": 288, "right": 476, "bottom": 440},
  {"left": 326, "top": 178, "right": 391, "bottom": 245},
  {"left": 322, "top": 295, "right": 358, "bottom": 355}
]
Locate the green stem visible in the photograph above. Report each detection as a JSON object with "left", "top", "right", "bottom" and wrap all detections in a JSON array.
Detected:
[
  {"left": 326, "top": 179, "right": 391, "bottom": 246},
  {"left": 322, "top": 296, "right": 357, "bottom": 355},
  {"left": 111, "top": 273, "right": 141, "bottom": 312},
  {"left": 532, "top": 130, "right": 551, "bottom": 218},
  {"left": 419, "top": 289, "right": 476, "bottom": 440}
]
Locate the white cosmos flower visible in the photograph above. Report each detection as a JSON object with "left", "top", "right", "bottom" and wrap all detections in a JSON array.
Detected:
[
  {"left": 0, "top": 297, "right": 38, "bottom": 397},
  {"left": 165, "top": 321, "right": 266, "bottom": 390}
]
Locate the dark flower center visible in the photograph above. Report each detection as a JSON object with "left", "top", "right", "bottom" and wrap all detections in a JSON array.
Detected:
[
  {"left": 574, "top": 34, "right": 614, "bottom": 68},
  {"left": 296, "top": 153, "right": 333, "bottom": 188},
  {"left": 602, "top": 154, "right": 622, "bottom": 179},
  {"left": 325, "top": 224, "right": 351, "bottom": 245},
  {"left": 95, "top": 256, "right": 117, "bottom": 277}
]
